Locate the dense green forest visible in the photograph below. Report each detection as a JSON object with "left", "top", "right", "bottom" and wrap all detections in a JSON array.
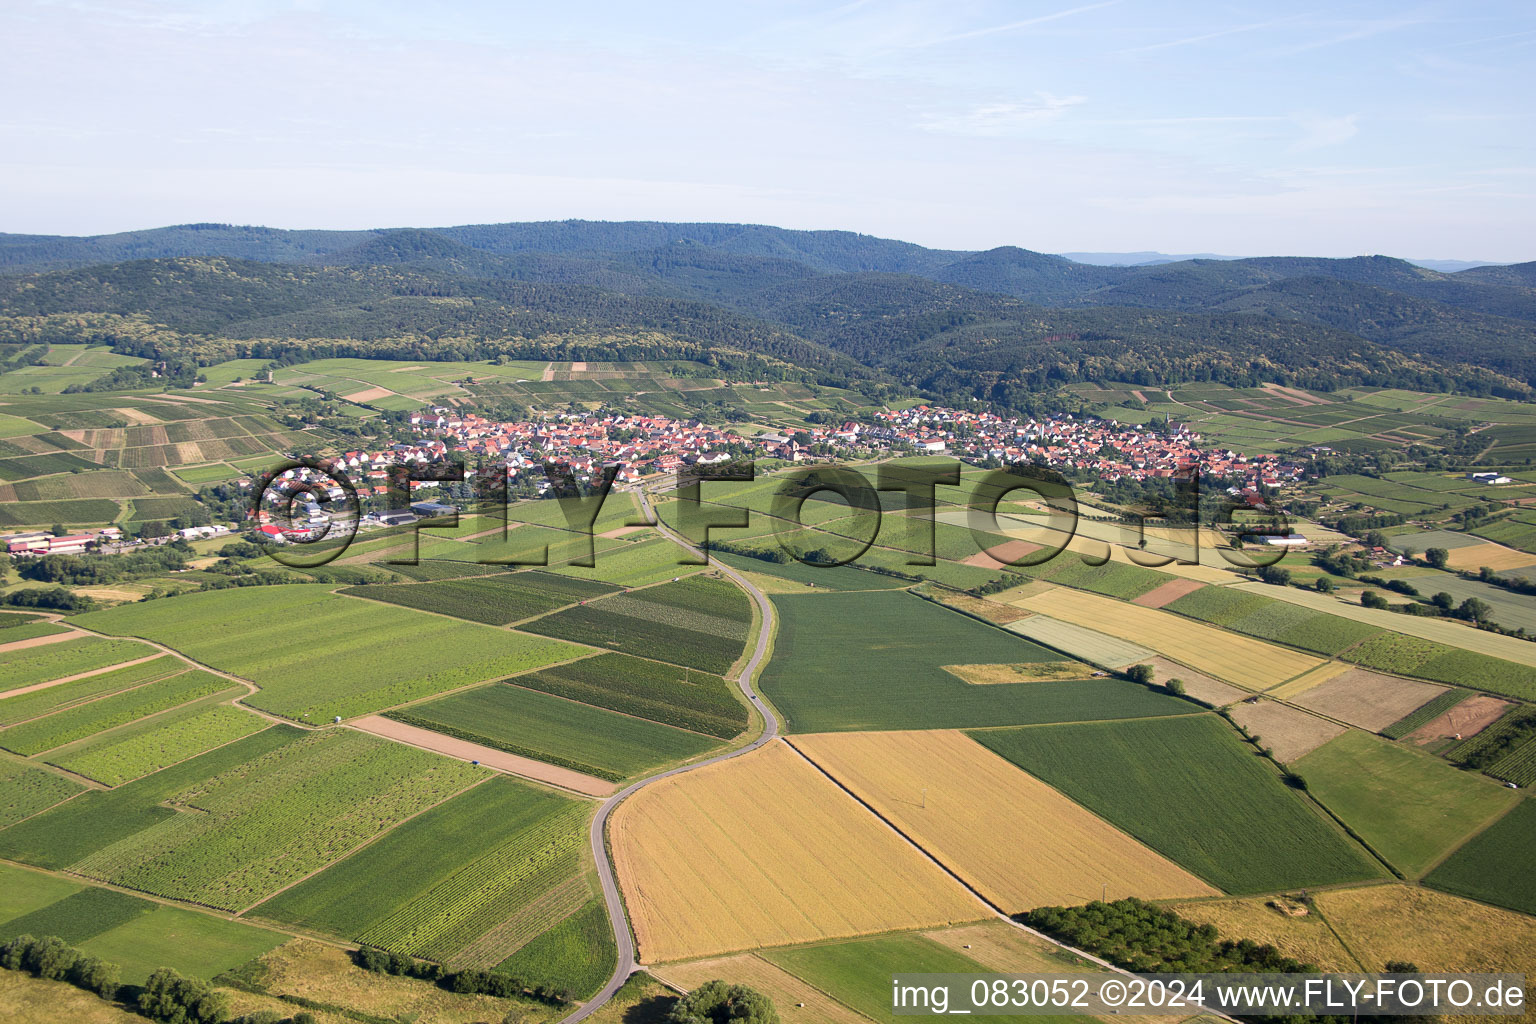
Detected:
[{"left": 1, "top": 220, "right": 1534, "bottom": 410}]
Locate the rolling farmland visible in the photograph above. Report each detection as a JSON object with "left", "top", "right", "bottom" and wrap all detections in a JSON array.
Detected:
[
  {"left": 520, "top": 573, "right": 752, "bottom": 674},
  {"left": 1424, "top": 800, "right": 1536, "bottom": 915},
  {"left": 70, "top": 585, "right": 584, "bottom": 720},
  {"left": 388, "top": 682, "right": 719, "bottom": 781},
  {"left": 1297, "top": 731, "right": 1521, "bottom": 876},
  {"left": 67, "top": 729, "right": 486, "bottom": 911},
  {"left": 0, "top": 637, "right": 158, "bottom": 694},
  {"left": 0, "top": 758, "right": 83, "bottom": 827},
  {"left": 51, "top": 704, "right": 269, "bottom": 786},
  {"left": 762, "top": 590, "right": 1186, "bottom": 732},
  {"left": 971, "top": 715, "right": 1385, "bottom": 893},
  {"left": 0, "top": 670, "right": 235, "bottom": 756},
  {"left": 1013, "top": 588, "right": 1323, "bottom": 689},
  {"left": 341, "top": 571, "right": 618, "bottom": 625},
  {"left": 1289, "top": 669, "right": 1447, "bottom": 732},
  {"left": 610, "top": 740, "right": 984, "bottom": 962},
  {"left": 791, "top": 730, "right": 1216, "bottom": 910},
  {"left": 510, "top": 652, "right": 747, "bottom": 738}
]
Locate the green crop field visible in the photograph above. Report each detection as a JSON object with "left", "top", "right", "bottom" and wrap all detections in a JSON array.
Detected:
[
  {"left": 52, "top": 704, "right": 269, "bottom": 786},
  {"left": 0, "top": 727, "right": 303, "bottom": 870},
  {"left": 0, "top": 885, "right": 155, "bottom": 944},
  {"left": 548, "top": 537, "right": 698, "bottom": 587},
  {"left": 494, "top": 899, "right": 616, "bottom": 999},
  {"left": 342, "top": 571, "right": 617, "bottom": 625},
  {"left": 1381, "top": 687, "right": 1471, "bottom": 739},
  {"left": 66, "top": 729, "right": 485, "bottom": 911},
  {"left": 1487, "top": 736, "right": 1536, "bottom": 786},
  {"left": 391, "top": 682, "right": 719, "bottom": 780},
  {"left": 1340, "top": 632, "right": 1536, "bottom": 700},
  {"left": 259, "top": 775, "right": 597, "bottom": 972},
  {"left": 355, "top": 800, "right": 592, "bottom": 965},
  {"left": 0, "top": 862, "right": 82, "bottom": 924},
  {"left": 169, "top": 463, "right": 241, "bottom": 485},
  {"left": 78, "top": 903, "right": 287, "bottom": 985},
  {"left": 0, "top": 497, "right": 122, "bottom": 526},
  {"left": 1034, "top": 558, "right": 1171, "bottom": 599},
  {"left": 762, "top": 933, "right": 1074, "bottom": 1024},
  {"left": 70, "top": 585, "right": 584, "bottom": 720},
  {"left": 372, "top": 559, "right": 517, "bottom": 581},
  {"left": 971, "top": 715, "right": 1384, "bottom": 893},
  {"left": 0, "top": 656, "right": 184, "bottom": 726},
  {"left": 0, "top": 758, "right": 83, "bottom": 827},
  {"left": 0, "top": 636, "right": 154, "bottom": 693},
  {"left": 1296, "top": 731, "right": 1520, "bottom": 876},
  {"left": 521, "top": 574, "right": 751, "bottom": 675},
  {"left": 713, "top": 550, "right": 908, "bottom": 591},
  {"left": 0, "top": 670, "right": 233, "bottom": 755},
  {"left": 1165, "top": 587, "right": 1384, "bottom": 656},
  {"left": 763, "top": 590, "right": 1187, "bottom": 732},
  {"left": 1424, "top": 799, "right": 1536, "bottom": 915},
  {"left": 511, "top": 653, "right": 746, "bottom": 738},
  {"left": 0, "top": 622, "right": 72, "bottom": 644}
]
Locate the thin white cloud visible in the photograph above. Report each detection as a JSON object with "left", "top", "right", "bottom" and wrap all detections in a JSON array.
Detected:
[
  {"left": 917, "top": 0, "right": 1121, "bottom": 48},
  {"left": 919, "top": 92, "right": 1088, "bottom": 136},
  {"left": 1118, "top": 15, "right": 1302, "bottom": 54}
]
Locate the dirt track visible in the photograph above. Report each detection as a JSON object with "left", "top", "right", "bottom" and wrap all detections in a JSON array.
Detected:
[
  {"left": 349, "top": 715, "right": 616, "bottom": 797},
  {"left": 0, "top": 631, "right": 82, "bottom": 655}
]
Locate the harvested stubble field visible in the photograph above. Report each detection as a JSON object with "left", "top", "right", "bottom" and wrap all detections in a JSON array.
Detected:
[
  {"left": 521, "top": 574, "right": 751, "bottom": 675},
  {"left": 1227, "top": 699, "right": 1344, "bottom": 763},
  {"left": 1266, "top": 661, "right": 1351, "bottom": 699},
  {"left": 763, "top": 591, "right": 1186, "bottom": 732},
  {"left": 1381, "top": 687, "right": 1471, "bottom": 739},
  {"left": 1172, "top": 895, "right": 1360, "bottom": 973},
  {"left": 971, "top": 715, "right": 1384, "bottom": 894},
  {"left": 941, "top": 661, "right": 1095, "bottom": 684},
  {"left": 1131, "top": 578, "right": 1206, "bottom": 608},
  {"left": 68, "top": 729, "right": 486, "bottom": 912},
  {"left": 932, "top": 591, "right": 1035, "bottom": 625},
  {"left": 260, "top": 776, "right": 596, "bottom": 971},
  {"left": 790, "top": 730, "right": 1216, "bottom": 911},
  {"left": 1004, "top": 614, "right": 1153, "bottom": 669},
  {"left": 1142, "top": 657, "right": 1248, "bottom": 707},
  {"left": 1407, "top": 693, "right": 1510, "bottom": 745},
  {"left": 610, "top": 740, "right": 985, "bottom": 962},
  {"left": 1424, "top": 799, "right": 1536, "bottom": 915},
  {"left": 1015, "top": 589, "right": 1323, "bottom": 690},
  {"left": 1296, "top": 731, "right": 1520, "bottom": 877},
  {"left": 1290, "top": 668, "right": 1446, "bottom": 731},
  {"left": 70, "top": 586, "right": 584, "bottom": 720}
]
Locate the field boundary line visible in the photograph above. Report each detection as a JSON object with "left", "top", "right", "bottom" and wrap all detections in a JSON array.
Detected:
[
  {"left": 0, "top": 661, "right": 191, "bottom": 728},
  {"left": 1411, "top": 794, "right": 1526, "bottom": 880},
  {"left": 46, "top": 713, "right": 278, "bottom": 792},
  {"left": 234, "top": 772, "right": 497, "bottom": 918},
  {"left": 25, "top": 683, "right": 245, "bottom": 760},
  {"left": 0, "top": 651, "right": 169, "bottom": 704},
  {"left": 500, "top": 679, "right": 737, "bottom": 741}
]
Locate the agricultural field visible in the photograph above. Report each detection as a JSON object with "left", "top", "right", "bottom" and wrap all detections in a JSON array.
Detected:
[
  {"left": 1003, "top": 614, "right": 1155, "bottom": 669},
  {"left": 1297, "top": 731, "right": 1521, "bottom": 876},
  {"left": 0, "top": 758, "right": 83, "bottom": 827},
  {"left": 762, "top": 590, "right": 1186, "bottom": 732},
  {"left": 0, "top": 636, "right": 156, "bottom": 694},
  {"left": 0, "top": 861, "right": 82, "bottom": 924},
  {"left": 713, "top": 550, "right": 909, "bottom": 592},
  {"left": 1173, "top": 895, "right": 1360, "bottom": 972},
  {"left": 70, "top": 585, "right": 584, "bottom": 720},
  {"left": 542, "top": 538, "right": 697, "bottom": 588},
  {"left": 67, "top": 729, "right": 485, "bottom": 911},
  {"left": 610, "top": 740, "right": 984, "bottom": 963},
  {"left": 1012, "top": 588, "right": 1323, "bottom": 690},
  {"left": 341, "top": 571, "right": 618, "bottom": 625},
  {"left": 1340, "top": 632, "right": 1536, "bottom": 701},
  {"left": 510, "top": 652, "right": 747, "bottom": 738},
  {"left": 493, "top": 899, "right": 615, "bottom": 998},
  {"left": 0, "top": 885, "right": 154, "bottom": 944},
  {"left": 652, "top": 954, "right": 870, "bottom": 1024},
  {"left": 0, "top": 670, "right": 234, "bottom": 756},
  {"left": 1289, "top": 668, "right": 1447, "bottom": 732},
  {"left": 1163, "top": 586, "right": 1384, "bottom": 656},
  {"left": 50, "top": 704, "right": 270, "bottom": 786},
  {"left": 791, "top": 730, "right": 1216, "bottom": 910},
  {"left": 971, "top": 715, "right": 1384, "bottom": 893},
  {"left": 77, "top": 904, "right": 288, "bottom": 985},
  {"left": 1226, "top": 699, "right": 1344, "bottom": 763},
  {"left": 520, "top": 573, "right": 751, "bottom": 675},
  {"left": 0, "top": 656, "right": 185, "bottom": 725},
  {"left": 1423, "top": 799, "right": 1536, "bottom": 915},
  {"left": 388, "top": 681, "right": 720, "bottom": 781},
  {"left": 1381, "top": 687, "right": 1472, "bottom": 739},
  {"left": 258, "top": 776, "right": 602, "bottom": 976}
]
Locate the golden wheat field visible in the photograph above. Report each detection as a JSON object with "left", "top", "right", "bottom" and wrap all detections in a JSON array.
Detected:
[
  {"left": 1443, "top": 540, "right": 1536, "bottom": 572},
  {"left": 650, "top": 955, "right": 870, "bottom": 1024},
  {"left": 1015, "top": 589, "right": 1323, "bottom": 689},
  {"left": 610, "top": 740, "right": 985, "bottom": 963},
  {"left": 1171, "top": 896, "right": 1361, "bottom": 972},
  {"left": 790, "top": 731, "right": 1217, "bottom": 911},
  {"left": 1266, "top": 660, "right": 1352, "bottom": 699}
]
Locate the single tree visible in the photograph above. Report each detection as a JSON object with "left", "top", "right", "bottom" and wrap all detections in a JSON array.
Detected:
[{"left": 1424, "top": 546, "right": 1450, "bottom": 569}]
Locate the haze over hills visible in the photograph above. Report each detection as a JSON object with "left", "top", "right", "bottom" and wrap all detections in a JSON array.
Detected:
[{"left": 2, "top": 219, "right": 1534, "bottom": 410}]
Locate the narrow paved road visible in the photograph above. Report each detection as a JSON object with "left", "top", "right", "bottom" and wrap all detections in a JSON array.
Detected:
[{"left": 558, "top": 490, "right": 780, "bottom": 1024}]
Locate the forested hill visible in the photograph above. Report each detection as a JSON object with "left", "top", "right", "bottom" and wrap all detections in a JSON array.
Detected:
[{"left": 1, "top": 220, "right": 1534, "bottom": 408}]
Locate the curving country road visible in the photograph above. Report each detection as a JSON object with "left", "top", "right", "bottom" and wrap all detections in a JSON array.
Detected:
[{"left": 557, "top": 489, "right": 780, "bottom": 1024}]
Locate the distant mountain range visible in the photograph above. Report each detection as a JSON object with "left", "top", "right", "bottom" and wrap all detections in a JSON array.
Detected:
[
  {"left": 1, "top": 220, "right": 1533, "bottom": 409},
  {"left": 1059, "top": 252, "right": 1504, "bottom": 273}
]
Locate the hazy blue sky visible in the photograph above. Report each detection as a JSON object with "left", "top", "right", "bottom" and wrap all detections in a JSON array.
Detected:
[{"left": 3, "top": 0, "right": 1532, "bottom": 259}]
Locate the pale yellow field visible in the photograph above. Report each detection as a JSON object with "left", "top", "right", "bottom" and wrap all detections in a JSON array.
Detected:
[
  {"left": 1172, "top": 896, "right": 1362, "bottom": 972},
  {"left": 942, "top": 661, "right": 1095, "bottom": 684},
  {"left": 790, "top": 731, "right": 1216, "bottom": 911},
  {"left": 924, "top": 920, "right": 1095, "bottom": 973},
  {"left": 1444, "top": 541, "right": 1536, "bottom": 572},
  {"left": 651, "top": 955, "right": 870, "bottom": 1024},
  {"left": 1015, "top": 589, "right": 1323, "bottom": 690},
  {"left": 1267, "top": 660, "right": 1352, "bottom": 699},
  {"left": 610, "top": 740, "right": 985, "bottom": 963}
]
